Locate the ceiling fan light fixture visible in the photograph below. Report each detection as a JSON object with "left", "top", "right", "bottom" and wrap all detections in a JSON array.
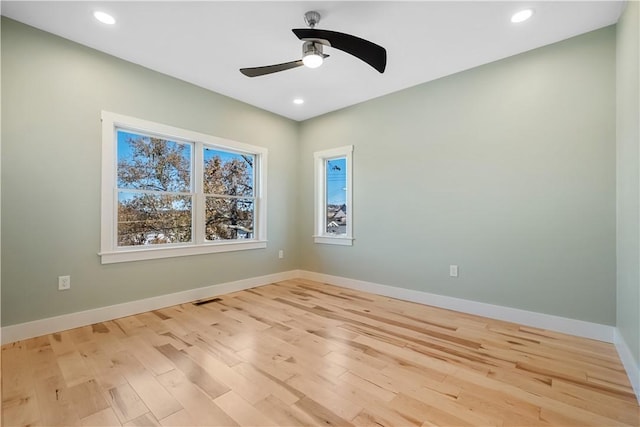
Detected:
[
  {"left": 303, "top": 53, "right": 323, "bottom": 68},
  {"left": 302, "top": 41, "right": 324, "bottom": 68}
]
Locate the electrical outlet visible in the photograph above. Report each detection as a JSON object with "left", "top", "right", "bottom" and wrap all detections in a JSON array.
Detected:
[
  {"left": 278, "top": 250, "right": 284, "bottom": 259},
  {"left": 449, "top": 265, "right": 459, "bottom": 278},
  {"left": 58, "top": 275, "right": 71, "bottom": 290}
]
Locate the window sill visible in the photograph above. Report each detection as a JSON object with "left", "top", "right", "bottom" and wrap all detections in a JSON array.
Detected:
[
  {"left": 313, "top": 235, "right": 353, "bottom": 246},
  {"left": 99, "top": 240, "right": 267, "bottom": 264}
]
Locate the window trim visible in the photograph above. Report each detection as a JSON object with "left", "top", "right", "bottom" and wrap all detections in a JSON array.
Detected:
[
  {"left": 100, "top": 111, "right": 267, "bottom": 264},
  {"left": 313, "top": 145, "right": 353, "bottom": 246}
]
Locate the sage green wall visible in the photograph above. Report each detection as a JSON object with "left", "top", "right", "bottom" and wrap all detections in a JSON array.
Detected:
[
  {"left": 298, "top": 27, "right": 617, "bottom": 325},
  {"left": 1, "top": 18, "right": 300, "bottom": 326},
  {"left": 0, "top": 18, "right": 621, "bottom": 329},
  {"left": 616, "top": 1, "right": 640, "bottom": 369}
]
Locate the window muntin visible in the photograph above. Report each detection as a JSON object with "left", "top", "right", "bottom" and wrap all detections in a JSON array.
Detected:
[
  {"left": 314, "top": 146, "right": 353, "bottom": 246},
  {"left": 101, "top": 111, "right": 267, "bottom": 263}
]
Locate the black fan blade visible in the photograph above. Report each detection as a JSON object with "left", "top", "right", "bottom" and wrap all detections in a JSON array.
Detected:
[
  {"left": 240, "top": 59, "right": 303, "bottom": 77},
  {"left": 292, "top": 28, "right": 386, "bottom": 73}
]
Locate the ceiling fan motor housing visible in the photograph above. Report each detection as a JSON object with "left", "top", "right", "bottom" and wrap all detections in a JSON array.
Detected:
[{"left": 302, "top": 41, "right": 323, "bottom": 57}]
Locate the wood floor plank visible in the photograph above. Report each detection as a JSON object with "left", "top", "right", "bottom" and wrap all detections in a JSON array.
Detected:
[
  {"left": 123, "top": 412, "right": 161, "bottom": 427},
  {"left": 75, "top": 341, "right": 129, "bottom": 392},
  {"left": 231, "top": 362, "right": 303, "bottom": 405},
  {"left": 235, "top": 346, "right": 298, "bottom": 382},
  {"left": 156, "top": 369, "right": 238, "bottom": 426},
  {"left": 294, "top": 395, "right": 356, "bottom": 427},
  {"left": 33, "top": 374, "right": 81, "bottom": 427},
  {"left": 67, "top": 379, "right": 110, "bottom": 419},
  {"left": 190, "top": 330, "right": 243, "bottom": 366},
  {"left": 107, "top": 382, "right": 151, "bottom": 424},
  {"left": 1, "top": 391, "right": 41, "bottom": 427},
  {"left": 121, "top": 334, "right": 175, "bottom": 376},
  {"left": 2, "top": 279, "right": 637, "bottom": 427},
  {"left": 80, "top": 407, "right": 121, "bottom": 426},
  {"left": 56, "top": 351, "right": 94, "bottom": 388},
  {"left": 551, "top": 378, "right": 640, "bottom": 424},
  {"left": 125, "top": 370, "right": 183, "bottom": 421},
  {"left": 352, "top": 408, "right": 421, "bottom": 427},
  {"left": 338, "top": 370, "right": 397, "bottom": 402},
  {"left": 154, "top": 344, "right": 230, "bottom": 400},
  {"left": 251, "top": 330, "right": 348, "bottom": 379},
  {"left": 214, "top": 390, "right": 279, "bottom": 426},
  {"left": 48, "top": 331, "right": 77, "bottom": 356},
  {"left": 328, "top": 374, "right": 422, "bottom": 427},
  {"left": 455, "top": 390, "right": 548, "bottom": 427},
  {"left": 158, "top": 409, "right": 197, "bottom": 427},
  {"left": 389, "top": 392, "right": 480, "bottom": 427},
  {"left": 254, "top": 394, "right": 320, "bottom": 427},
  {"left": 182, "top": 345, "right": 271, "bottom": 405},
  {"left": 2, "top": 342, "right": 35, "bottom": 402},
  {"left": 285, "top": 373, "right": 363, "bottom": 421},
  {"left": 110, "top": 350, "right": 147, "bottom": 379}
]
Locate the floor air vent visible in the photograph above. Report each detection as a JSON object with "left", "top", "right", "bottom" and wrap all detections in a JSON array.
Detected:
[{"left": 193, "top": 297, "right": 223, "bottom": 306}]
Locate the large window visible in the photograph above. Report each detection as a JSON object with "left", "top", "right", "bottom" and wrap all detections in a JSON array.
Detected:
[
  {"left": 313, "top": 145, "right": 353, "bottom": 245},
  {"left": 101, "top": 112, "right": 267, "bottom": 263}
]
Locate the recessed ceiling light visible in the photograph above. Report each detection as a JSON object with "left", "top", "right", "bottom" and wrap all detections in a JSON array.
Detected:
[
  {"left": 293, "top": 98, "right": 305, "bottom": 105},
  {"left": 511, "top": 9, "right": 534, "bottom": 23},
  {"left": 93, "top": 11, "right": 116, "bottom": 25}
]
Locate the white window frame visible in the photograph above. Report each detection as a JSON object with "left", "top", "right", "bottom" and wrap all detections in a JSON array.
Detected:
[
  {"left": 100, "top": 111, "right": 267, "bottom": 264},
  {"left": 313, "top": 145, "right": 353, "bottom": 246}
]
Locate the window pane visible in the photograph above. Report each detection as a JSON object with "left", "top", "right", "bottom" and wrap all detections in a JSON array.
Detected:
[
  {"left": 326, "top": 157, "right": 347, "bottom": 234},
  {"left": 117, "top": 130, "right": 191, "bottom": 192},
  {"left": 203, "top": 148, "right": 254, "bottom": 197},
  {"left": 118, "top": 192, "right": 192, "bottom": 246},
  {"left": 205, "top": 197, "right": 254, "bottom": 240}
]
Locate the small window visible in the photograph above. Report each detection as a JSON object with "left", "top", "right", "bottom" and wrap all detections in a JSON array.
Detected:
[
  {"left": 101, "top": 112, "right": 267, "bottom": 263},
  {"left": 314, "top": 145, "right": 353, "bottom": 245}
]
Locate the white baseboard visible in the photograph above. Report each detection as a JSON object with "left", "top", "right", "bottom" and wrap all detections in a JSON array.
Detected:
[
  {"left": 614, "top": 328, "right": 640, "bottom": 404},
  {"left": 0, "top": 269, "right": 617, "bottom": 345},
  {"left": 1, "top": 270, "right": 298, "bottom": 345},
  {"left": 298, "top": 270, "right": 615, "bottom": 343}
]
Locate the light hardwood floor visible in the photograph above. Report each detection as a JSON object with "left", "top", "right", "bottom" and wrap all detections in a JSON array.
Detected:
[{"left": 2, "top": 279, "right": 638, "bottom": 426}]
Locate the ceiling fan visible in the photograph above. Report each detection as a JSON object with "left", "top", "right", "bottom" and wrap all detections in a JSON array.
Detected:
[{"left": 240, "top": 11, "right": 387, "bottom": 77}]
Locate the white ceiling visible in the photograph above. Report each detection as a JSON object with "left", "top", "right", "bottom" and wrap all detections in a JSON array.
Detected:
[{"left": 1, "top": 1, "right": 625, "bottom": 121}]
